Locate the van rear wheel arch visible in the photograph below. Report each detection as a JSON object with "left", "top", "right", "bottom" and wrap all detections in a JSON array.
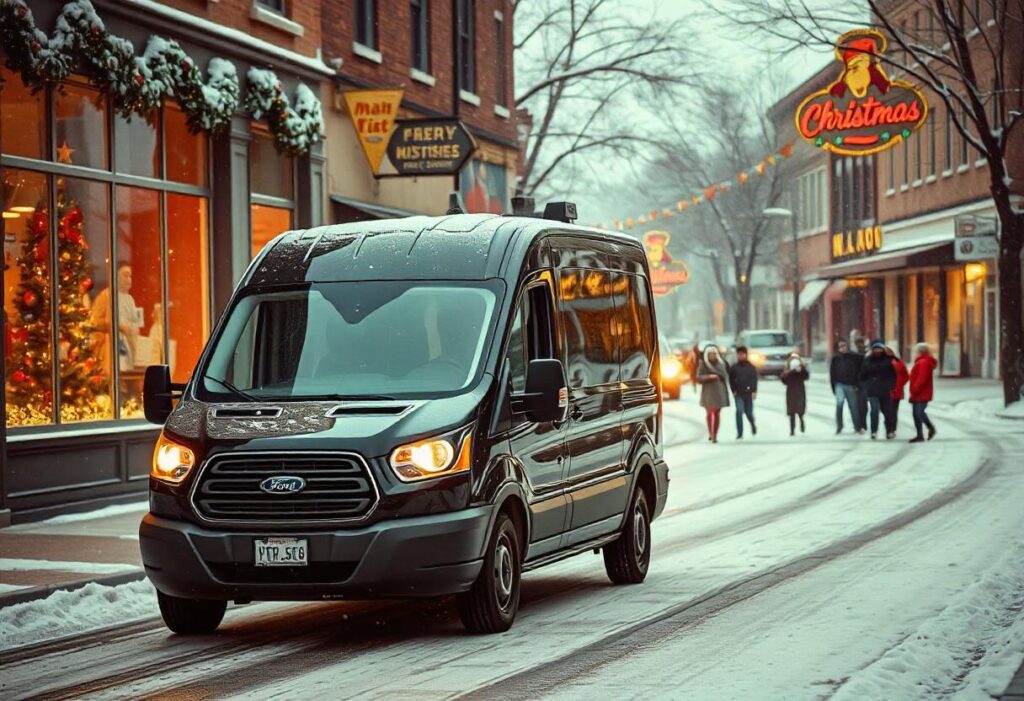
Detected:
[{"left": 486, "top": 484, "right": 530, "bottom": 561}]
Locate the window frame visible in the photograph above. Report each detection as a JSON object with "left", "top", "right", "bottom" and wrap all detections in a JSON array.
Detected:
[
  {"left": 457, "top": 0, "right": 476, "bottom": 93},
  {"left": 410, "top": 0, "right": 431, "bottom": 73},
  {"left": 255, "top": 0, "right": 286, "bottom": 16},
  {"left": 1, "top": 75, "right": 213, "bottom": 430},
  {"left": 355, "top": 0, "right": 378, "bottom": 50},
  {"left": 494, "top": 10, "right": 507, "bottom": 108}
]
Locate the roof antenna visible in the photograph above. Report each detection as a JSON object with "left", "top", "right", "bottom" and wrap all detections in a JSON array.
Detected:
[{"left": 446, "top": 192, "right": 464, "bottom": 215}]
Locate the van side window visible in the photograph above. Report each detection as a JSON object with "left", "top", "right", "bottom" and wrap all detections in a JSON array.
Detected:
[
  {"left": 505, "top": 283, "right": 555, "bottom": 393},
  {"left": 559, "top": 268, "right": 620, "bottom": 387},
  {"left": 619, "top": 275, "right": 656, "bottom": 380}
]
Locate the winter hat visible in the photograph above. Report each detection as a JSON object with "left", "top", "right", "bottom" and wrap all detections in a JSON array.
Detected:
[
  {"left": 870, "top": 339, "right": 885, "bottom": 350},
  {"left": 915, "top": 342, "right": 930, "bottom": 354}
]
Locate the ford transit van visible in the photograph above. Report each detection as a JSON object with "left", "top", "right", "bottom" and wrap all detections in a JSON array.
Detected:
[{"left": 140, "top": 209, "right": 669, "bottom": 634}]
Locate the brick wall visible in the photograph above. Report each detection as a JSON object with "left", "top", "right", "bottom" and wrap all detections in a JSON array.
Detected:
[
  {"left": 160, "top": 0, "right": 322, "bottom": 58},
  {"left": 322, "top": 0, "right": 517, "bottom": 148}
]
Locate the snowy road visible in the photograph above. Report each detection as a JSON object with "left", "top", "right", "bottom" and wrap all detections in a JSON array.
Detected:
[{"left": 3, "top": 379, "right": 1023, "bottom": 700}]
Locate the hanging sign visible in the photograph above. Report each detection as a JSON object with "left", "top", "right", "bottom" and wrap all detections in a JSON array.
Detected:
[
  {"left": 342, "top": 88, "right": 404, "bottom": 175},
  {"left": 795, "top": 29, "right": 927, "bottom": 156},
  {"left": 386, "top": 118, "right": 476, "bottom": 176},
  {"left": 954, "top": 214, "right": 999, "bottom": 261},
  {"left": 643, "top": 231, "right": 689, "bottom": 295}
]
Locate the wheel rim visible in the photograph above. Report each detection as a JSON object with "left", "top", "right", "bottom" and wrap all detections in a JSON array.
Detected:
[
  {"left": 634, "top": 502, "right": 648, "bottom": 563},
  {"left": 494, "top": 534, "right": 515, "bottom": 612}
]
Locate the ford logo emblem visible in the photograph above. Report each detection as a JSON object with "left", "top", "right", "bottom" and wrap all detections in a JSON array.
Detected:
[{"left": 259, "top": 476, "right": 306, "bottom": 494}]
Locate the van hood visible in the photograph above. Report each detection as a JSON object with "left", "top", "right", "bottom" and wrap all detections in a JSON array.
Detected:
[{"left": 164, "top": 381, "right": 490, "bottom": 459}]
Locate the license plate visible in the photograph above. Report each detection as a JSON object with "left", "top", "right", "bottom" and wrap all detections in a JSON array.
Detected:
[{"left": 254, "top": 537, "right": 308, "bottom": 567}]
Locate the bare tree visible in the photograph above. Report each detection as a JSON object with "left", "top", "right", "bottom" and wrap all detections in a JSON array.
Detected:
[
  {"left": 513, "top": 0, "right": 694, "bottom": 198},
  {"left": 644, "top": 83, "right": 787, "bottom": 335},
  {"left": 724, "top": 0, "right": 1024, "bottom": 406}
]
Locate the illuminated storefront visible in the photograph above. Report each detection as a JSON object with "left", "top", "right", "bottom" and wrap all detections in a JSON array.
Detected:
[{"left": 1, "top": 1, "right": 327, "bottom": 523}]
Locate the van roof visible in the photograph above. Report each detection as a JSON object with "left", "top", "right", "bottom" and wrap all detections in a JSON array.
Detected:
[{"left": 243, "top": 214, "right": 646, "bottom": 287}]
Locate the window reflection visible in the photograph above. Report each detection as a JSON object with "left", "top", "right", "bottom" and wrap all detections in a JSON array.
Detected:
[
  {"left": 54, "top": 82, "right": 109, "bottom": 170},
  {"left": 559, "top": 268, "right": 621, "bottom": 387},
  {"left": 115, "top": 186, "right": 163, "bottom": 417},
  {"left": 4, "top": 169, "right": 54, "bottom": 425},
  {"left": 115, "top": 112, "right": 160, "bottom": 178},
  {"left": 60, "top": 177, "right": 113, "bottom": 422}
]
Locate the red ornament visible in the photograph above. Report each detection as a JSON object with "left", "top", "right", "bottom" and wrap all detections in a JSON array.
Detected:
[
  {"left": 81, "top": 276, "right": 94, "bottom": 293},
  {"left": 134, "top": 72, "right": 145, "bottom": 85},
  {"left": 90, "top": 375, "right": 104, "bottom": 388},
  {"left": 85, "top": 357, "right": 97, "bottom": 370},
  {"left": 44, "top": 390, "right": 53, "bottom": 403},
  {"left": 23, "top": 354, "right": 33, "bottom": 367},
  {"left": 34, "top": 239, "right": 49, "bottom": 262},
  {"left": 12, "top": 370, "right": 27, "bottom": 383},
  {"left": 66, "top": 207, "right": 83, "bottom": 226},
  {"left": 66, "top": 227, "right": 83, "bottom": 245},
  {"left": 31, "top": 41, "right": 41, "bottom": 52},
  {"left": 22, "top": 290, "right": 39, "bottom": 308},
  {"left": 18, "top": 5, "right": 26, "bottom": 16},
  {"left": 12, "top": 328, "right": 28, "bottom": 343}
]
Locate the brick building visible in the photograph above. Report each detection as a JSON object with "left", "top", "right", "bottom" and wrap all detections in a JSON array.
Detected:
[
  {"left": 770, "top": 2, "right": 1023, "bottom": 376},
  {"left": 321, "top": 0, "right": 518, "bottom": 221},
  {"left": 1, "top": 0, "right": 331, "bottom": 522}
]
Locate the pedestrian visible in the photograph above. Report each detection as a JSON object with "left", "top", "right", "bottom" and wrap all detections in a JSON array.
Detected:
[
  {"left": 859, "top": 340, "right": 897, "bottom": 439},
  {"left": 728, "top": 345, "right": 758, "bottom": 439},
  {"left": 697, "top": 345, "right": 730, "bottom": 443},
  {"left": 854, "top": 336, "right": 869, "bottom": 430},
  {"left": 885, "top": 346, "right": 910, "bottom": 437},
  {"left": 829, "top": 340, "right": 863, "bottom": 434},
  {"left": 781, "top": 353, "right": 809, "bottom": 436},
  {"left": 908, "top": 342, "right": 938, "bottom": 442},
  {"left": 688, "top": 343, "right": 700, "bottom": 394}
]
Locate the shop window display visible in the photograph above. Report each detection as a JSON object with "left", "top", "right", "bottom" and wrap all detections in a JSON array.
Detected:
[{"left": 167, "top": 194, "right": 210, "bottom": 383}]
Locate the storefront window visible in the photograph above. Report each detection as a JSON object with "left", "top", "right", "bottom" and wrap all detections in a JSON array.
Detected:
[
  {"left": 165, "top": 105, "right": 207, "bottom": 186},
  {"left": 250, "top": 130, "right": 294, "bottom": 257},
  {"left": 3, "top": 75, "right": 212, "bottom": 430},
  {"left": 4, "top": 169, "right": 53, "bottom": 425},
  {"left": 884, "top": 275, "right": 898, "bottom": 345},
  {"left": 167, "top": 193, "right": 210, "bottom": 383},
  {"left": 964, "top": 264, "right": 986, "bottom": 375},
  {"left": 54, "top": 81, "right": 109, "bottom": 171},
  {"left": 251, "top": 204, "right": 292, "bottom": 257},
  {"left": 0, "top": 65, "right": 47, "bottom": 160},
  {"left": 904, "top": 274, "right": 919, "bottom": 351},
  {"left": 922, "top": 271, "right": 941, "bottom": 353},
  {"left": 61, "top": 177, "right": 114, "bottom": 423},
  {"left": 115, "top": 113, "right": 160, "bottom": 179},
  {"left": 114, "top": 186, "right": 163, "bottom": 417}
]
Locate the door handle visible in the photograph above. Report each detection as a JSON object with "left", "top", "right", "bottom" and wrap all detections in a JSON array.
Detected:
[{"left": 569, "top": 404, "right": 584, "bottom": 421}]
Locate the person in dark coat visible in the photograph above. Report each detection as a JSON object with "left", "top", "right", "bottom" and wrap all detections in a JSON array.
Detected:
[
  {"left": 728, "top": 345, "right": 758, "bottom": 439},
  {"left": 697, "top": 346, "right": 730, "bottom": 443},
  {"left": 908, "top": 342, "right": 937, "bottom": 442},
  {"left": 829, "top": 340, "right": 864, "bottom": 434},
  {"left": 781, "top": 353, "right": 809, "bottom": 436},
  {"left": 859, "top": 339, "right": 897, "bottom": 439},
  {"left": 854, "top": 336, "right": 869, "bottom": 430}
]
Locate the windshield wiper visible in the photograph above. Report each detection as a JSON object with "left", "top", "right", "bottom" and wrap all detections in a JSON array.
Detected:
[
  {"left": 301, "top": 393, "right": 399, "bottom": 402},
  {"left": 206, "top": 376, "right": 260, "bottom": 403}
]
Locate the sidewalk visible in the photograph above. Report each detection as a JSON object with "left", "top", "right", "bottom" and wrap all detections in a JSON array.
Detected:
[{"left": 0, "top": 502, "right": 146, "bottom": 607}]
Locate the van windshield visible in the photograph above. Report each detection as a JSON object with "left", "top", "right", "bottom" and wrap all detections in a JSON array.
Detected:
[
  {"left": 198, "top": 282, "right": 499, "bottom": 400},
  {"left": 746, "top": 332, "right": 792, "bottom": 348}
]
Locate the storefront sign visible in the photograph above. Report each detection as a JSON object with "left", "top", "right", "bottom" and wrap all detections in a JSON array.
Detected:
[
  {"left": 386, "top": 118, "right": 475, "bottom": 176},
  {"left": 831, "top": 225, "right": 884, "bottom": 263},
  {"left": 643, "top": 231, "right": 689, "bottom": 295},
  {"left": 342, "top": 88, "right": 404, "bottom": 175},
  {"left": 954, "top": 214, "right": 999, "bottom": 261},
  {"left": 795, "top": 29, "right": 927, "bottom": 156}
]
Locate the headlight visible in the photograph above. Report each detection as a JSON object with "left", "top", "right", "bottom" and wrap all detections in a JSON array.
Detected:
[
  {"left": 749, "top": 351, "right": 765, "bottom": 365},
  {"left": 390, "top": 430, "right": 472, "bottom": 482},
  {"left": 151, "top": 433, "right": 196, "bottom": 484},
  {"left": 660, "top": 356, "right": 683, "bottom": 378}
]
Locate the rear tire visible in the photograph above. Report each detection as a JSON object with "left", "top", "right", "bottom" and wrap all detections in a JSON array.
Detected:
[
  {"left": 603, "top": 487, "right": 651, "bottom": 584},
  {"left": 157, "top": 590, "right": 226, "bottom": 635},
  {"left": 457, "top": 512, "right": 521, "bottom": 634}
]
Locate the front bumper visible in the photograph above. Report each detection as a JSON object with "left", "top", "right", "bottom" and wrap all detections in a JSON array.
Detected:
[{"left": 139, "top": 506, "right": 491, "bottom": 601}]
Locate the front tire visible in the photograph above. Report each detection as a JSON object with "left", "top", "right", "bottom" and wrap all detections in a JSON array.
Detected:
[
  {"left": 603, "top": 487, "right": 651, "bottom": 584},
  {"left": 157, "top": 590, "right": 226, "bottom": 635},
  {"left": 457, "top": 512, "right": 521, "bottom": 634}
]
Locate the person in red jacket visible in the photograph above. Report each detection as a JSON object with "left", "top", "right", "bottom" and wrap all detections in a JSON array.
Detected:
[
  {"left": 884, "top": 346, "right": 909, "bottom": 438},
  {"left": 908, "top": 342, "right": 938, "bottom": 442}
]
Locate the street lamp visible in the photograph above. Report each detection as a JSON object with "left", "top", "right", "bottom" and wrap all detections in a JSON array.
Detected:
[{"left": 763, "top": 207, "right": 800, "bottom": 350}]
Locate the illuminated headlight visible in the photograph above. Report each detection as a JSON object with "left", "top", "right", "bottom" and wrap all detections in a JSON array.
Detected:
[
  {"left": 151, "top": 433, "right": 196, "bottom": 484},
  {"left": 660, "top": 356, "right": 683, "bottom": 379},
  {"left": 749, "top": 351, "right": 765, "bottom": 365},
  {"left": 390, "top": 430, "right": 472, "bottom": 482}
]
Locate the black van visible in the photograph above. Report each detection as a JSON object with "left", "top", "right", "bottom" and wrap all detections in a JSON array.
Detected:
[{"left": 140, "top": 207, "right": 669, "bottom": 634}]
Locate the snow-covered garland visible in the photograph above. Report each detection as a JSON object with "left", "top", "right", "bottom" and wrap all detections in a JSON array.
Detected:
[{"left": 0, "top": 0, "right": 323, "bottom": 155}]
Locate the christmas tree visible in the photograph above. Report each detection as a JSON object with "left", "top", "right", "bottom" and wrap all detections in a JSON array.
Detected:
[{"left": 6, "top": 179, "right": 110, "bottom": 425}]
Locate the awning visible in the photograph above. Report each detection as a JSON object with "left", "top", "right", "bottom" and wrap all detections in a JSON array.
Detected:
[
  {"left": 815, "top": 241, "right": 953, "bottom": 279},
  {"left": 330, "top": 195, "right": 423, "bottom": 221},
  {"left": 798, "top": 279, "right": 830, "bottom": 310}
]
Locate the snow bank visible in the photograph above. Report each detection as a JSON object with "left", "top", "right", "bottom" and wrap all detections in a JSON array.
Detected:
[
  {"left": 995, "top": 401, "right": 1024, "bottom": 420},
  {"left": 833, "top": 540, "right": 1024, "bottom": 700},
  {"left": 39, "top": 500, "right": 147, "bottom": 525},
  {"left": 0, "top": 579, "right": 156, "bottom": 651}
]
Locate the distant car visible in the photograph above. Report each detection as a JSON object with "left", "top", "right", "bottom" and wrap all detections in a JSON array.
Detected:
[
  {"left": 659, "top": 334, "right": 684, "bottom": 399},
  {"left": 735, "top": 329, "right": 795, "bottom": 376}
]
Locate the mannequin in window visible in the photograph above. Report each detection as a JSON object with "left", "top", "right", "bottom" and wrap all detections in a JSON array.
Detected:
[{"left": 91, "top": 263, "right": 142, "bottom": 373}]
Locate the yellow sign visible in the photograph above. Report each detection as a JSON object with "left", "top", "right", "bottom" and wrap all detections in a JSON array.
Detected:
[
  {"left": 342, "top": 88, "right": 404, "bottom": 175},
  {"left": 831, "top": 225, "right": 884, "bottom": 262}
]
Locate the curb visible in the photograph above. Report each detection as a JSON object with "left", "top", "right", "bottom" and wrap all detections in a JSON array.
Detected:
[{"left": 0, "top": 570, "right": 146, "bottom": 609}]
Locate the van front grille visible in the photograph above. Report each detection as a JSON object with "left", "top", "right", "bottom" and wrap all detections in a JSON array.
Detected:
[{"left": 191, "top": 453, "right": 378, "bottom": 524}]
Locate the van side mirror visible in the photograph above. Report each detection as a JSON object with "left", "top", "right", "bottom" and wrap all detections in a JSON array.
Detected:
[
  {"left": 143, "top": 365, "right": 184, "bottom": 424},
  {"left": 510, "top": 359, "right": 568, "bottom": 423}
]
